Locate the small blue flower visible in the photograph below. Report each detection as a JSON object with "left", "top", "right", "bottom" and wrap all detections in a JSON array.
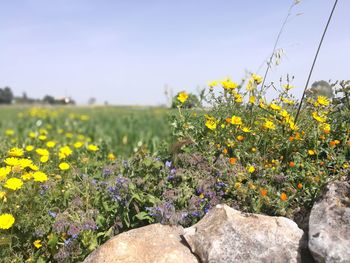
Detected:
[
  {"left": 165, "top": 160, "right": 172, "bottom": 168},
  {"left": 48, "top": 211, "right": 57, "bottom": 218}
]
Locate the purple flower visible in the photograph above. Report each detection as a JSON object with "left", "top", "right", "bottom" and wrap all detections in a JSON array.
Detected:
[
  {"left": 102, "top": 168, "right": 112, "bottom": 177},
  {"left": 67, "top": 224, "right": 81, "bottom": 238},
  {"left": 165, "top": 160, "right": 172, "bottom": 168},
  {"left": 48, "top": 211, "right": 57, "bottom": 218},
  {"left": 82, "top": 219, "right": 97, "bottom": 231}
]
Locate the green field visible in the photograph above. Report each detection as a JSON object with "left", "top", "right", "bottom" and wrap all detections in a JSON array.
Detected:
[{"left": 0, "top": 106, "right": 170, "bottom": 157}]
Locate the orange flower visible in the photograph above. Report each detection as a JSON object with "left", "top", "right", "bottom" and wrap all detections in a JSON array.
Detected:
[
  {"left": 289, "top": 161, "right": 295, "bottom": 168},
  {"left": 237, "top": 135, "right": 244, "bottom": 141},
  {"left": 297, "top": 183, "right": 303, "bottom": 189},
  {"left": 280, "top": 192, "right": 288, "bottom": 201},
  {"left": 260, "top": 188, "right": 268, "bottom": 197},
  {"left": 229, "top": 157, "right": 237, "bottom": 165},
  {"left": 320, "top": 161, "right": 325, "bottom": 166},
  {"left": 225, "top": 118, "right": 231, "bottom": 123},
  {"left": 347, "top": 141, "right": 350, "bottom": 147},
  {"left": 223, "top": 148, "right": 228, "bottom": 154},
  {"left": 329, "top": 141, "right": 336, "bottom": 147},
  {"left": 288, "top": 136, "right": 294, "bottom": 142}
]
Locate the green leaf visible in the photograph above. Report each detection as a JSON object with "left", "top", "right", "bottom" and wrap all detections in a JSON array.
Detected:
[
  {"left": 134, "top": 211, "right": 153, "bottom": 221},
  {"left": 47, "top": 233, "right": 59, "bottom": 249},
  {"left": 96, "top": 214, "right": 106, "bottom": 227},
  {"left": 0, "top": 236, "right": 12, "bottom": 246}
]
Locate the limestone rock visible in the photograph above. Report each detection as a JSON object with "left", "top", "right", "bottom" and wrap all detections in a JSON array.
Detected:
[
  {"left": 83, "top": 223, "right": 199, "bottom": 263},
  {"left": 308, "top": 180, "right": 350, "bottom": 263},
  {"left": 183, "top": 204, "right": 305, "bottom": 263}
]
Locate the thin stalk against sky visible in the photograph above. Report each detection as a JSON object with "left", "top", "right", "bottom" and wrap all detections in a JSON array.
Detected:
[{"left": 294, "top": 0, "right": 339, "bottom": 123}]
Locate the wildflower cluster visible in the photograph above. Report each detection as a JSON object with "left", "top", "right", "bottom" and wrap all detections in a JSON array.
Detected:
[{"left": 172, "top": 76, "right": 349, "bottom": 217}]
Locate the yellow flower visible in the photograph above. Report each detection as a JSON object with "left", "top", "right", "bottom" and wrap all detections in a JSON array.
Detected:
[
  {"left": 283, "top": 84, "right": 294, "bottom": 90},
  {"left": 87, "top": 144, "right": 99, "bottom": 152},
  {"left": 33, "top": 240, "right": 42, "bottom": 249},
  {"left": 263, "top": 120, "right": 276, "bottom": 130},
  {"left": 252, "top": 73, "right": 263, "bottom": 84},
  {"left": 249, "top": 96, "right": 256, "bottom": 104},
  {"left": 281, "top": 97, "right": 295, "bottom": 105},
  {"left": 0, "top": 167, "right": 11, "bottom": 180},
  {"left": 18, "top": 158, "right": 33, "bottom": 169},
  {"left": 11, "top": 165, "right": 23, "bottom": 173},
  {"left": 231, "top": 116, "right": 242, "bottom": 125},
  {"left": 241, "top": 126, "right": 252, "bottom": 133},
  {"left": 246, "top": 79, "right": 255, "bottom": 91},
  {"left": 205, "top": 117, "right": 217, "bottom": 130},
  {"left": 279, "top": 110, "right": 290, "bottom": 118},
  {"left": 177, "top": 92, "right": 189, "bottom": 103},
  {"left": 4, "top": 178, "right": 23, "bottom": 190},
  {"left": 73, "top": 142, "right": 83, "bottom": 149},
  {"left": 46, "top": 141, "right": 56, "bottom": 148},
  {"left": 33, "top": 171, "right": 48, "bottom": 182},
  {"left": 312, "top": 112, "right": 327, "bottom": 123},
  {"left": 221, "top": 78, "right": 238, "bottom": 90},
  {"left": 0, "top": 214, "right": 15, "bottom": 229},
  {"left": 0, "top": 191, "right": 6, "bottom": 199},
  {"left": 4, "top": 157, "right": 20, "bottom": 166},
  {"left": 28, "top": 132, "right": 37, "bottom": 138},
  {"left": 80, "top": 115, "right": 90, "bottom": 121},
  {"left": 59, "top": 146, "right": 73, "bottom": 159},
  {"left": 21, "top": 172, "right": 33, "bottom": 180},
  {"left": 65, "top": 133, "right": 73, "bottom": 138},
  {"left": 29, "top": 164, "right": 39, "bottom": 171},
  {"left": 25, "top": 145, "right": 34, "bottom": 152},
  {"left": 108, "top": 153, "right": 116, "bottom": 161},
  {"left": 288, "top": 120, "right": 298, "bottom": 131},
  {"left": 247, "top": 166, "right": 255, "bottom": 173},
  {"left": 259, "top": 100, "right": 267, "bottom": 109},
  {"left": 234, "top": 94, "right": 243, "bottom": 103},
  {"left": 248, "top": 181, "right": 256, "bottom": 190},
  {"left": 321, "top": 123, "right": 331, "bottom": 134},
  {"left": 270, "top": 103, "right": 281, "bottom": 111},
  {"left": 38, "top": 135, "right": 47, "bottom": 141},
  {"left": 59, "top": 162, "right": 70, "bottom": 171},
  {"left": 36, "top": 148, "right": 49, "bottom": 156},
  {"left": 8, "top": 148, "right": 24, "bottom": 157},
  {"left": 308, "top": 149, "right": 316, "bottom": 156},
  {"left": 234, "top": 182, "right": 242, "bottom": 189},
  {"left": 40, "top": 155, "right": 49, "bottom": 163},
  {"left": 208, "top": 81, "right": 218, "bottom": 88},
  {"left": 39, "top": 129, "right": 48, "bottom": 135},
  {"left": 5, "top": 129, "right": 15, "bottom": 136},
  {"left": 316, "top": 96, "right": 330, "bottom": 106}
]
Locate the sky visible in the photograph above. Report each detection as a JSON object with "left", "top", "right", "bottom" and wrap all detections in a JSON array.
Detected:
[{"left": 0, "top": 0, "right": 349, "bottom": 105}]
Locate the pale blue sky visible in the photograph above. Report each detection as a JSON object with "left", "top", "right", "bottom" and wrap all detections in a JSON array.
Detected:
[{"left": 0, "top": 0, "right": 349, "bottom": 105}]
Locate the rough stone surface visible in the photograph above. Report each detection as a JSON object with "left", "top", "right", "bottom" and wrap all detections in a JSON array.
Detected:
[
  {"left": 308, "top": 180, "right": 350, "bottom": 263},
  {"left": 83, "top": 223, "right": 199, "bottom": 263},
  {"left": 183, "top": 204, "right": 305, "bottom": 263}
]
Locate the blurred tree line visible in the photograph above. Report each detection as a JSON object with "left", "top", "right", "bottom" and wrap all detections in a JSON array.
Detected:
[{"left": 0, "top": 86, "right": 75, "bottom": 105}]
